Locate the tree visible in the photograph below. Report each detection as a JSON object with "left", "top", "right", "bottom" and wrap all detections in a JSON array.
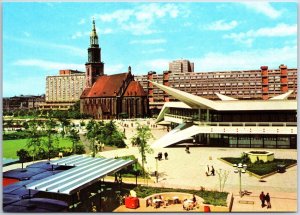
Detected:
[
  {"left": 131, "top": 123, "right": 154, "bottom": 180},
  {"left": 17, "top": 149, "right": 30, "bottom": 169},
  {"left": 42, "top": 117, "right": 59, "bottom": 160},
  {"left": 216, "top": 169, "right": 230, "bottom": 192},
  {"left": 85, "top": 119, "right": 98, "bottom": 157},
  {"left": 58, "top": 117, "right": 70, "bottom": 138},
  {"left": 68, "top": 128, "right": 81, "bottom": 154},
  {"left": 26, "top": 118, "right": 43, "bottom": 162}
]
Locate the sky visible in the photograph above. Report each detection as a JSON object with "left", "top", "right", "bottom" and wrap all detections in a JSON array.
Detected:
[{"left": 2, "top": 1, "right": 298, "bottom": 97}]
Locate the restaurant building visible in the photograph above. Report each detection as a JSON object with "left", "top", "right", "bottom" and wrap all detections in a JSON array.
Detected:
[{"left": 151, "top": 81, "right": 297, "bottom": 149}]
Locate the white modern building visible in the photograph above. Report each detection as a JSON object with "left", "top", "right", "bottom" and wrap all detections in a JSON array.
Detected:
[{"left": 151, "top": 81, "right": 297, "bottom": 149}]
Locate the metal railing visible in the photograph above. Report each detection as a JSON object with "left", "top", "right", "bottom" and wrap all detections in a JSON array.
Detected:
[{"left": 164, "top": 113, "right": 297, "bottom": 127}]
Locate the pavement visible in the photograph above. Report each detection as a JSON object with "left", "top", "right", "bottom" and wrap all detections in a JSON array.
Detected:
[
  {"left": 3, "top": 119, "right": 298, "bottom": 212},
  {"left": 100, "top": 119, "right": 298, "bottom": 212}
]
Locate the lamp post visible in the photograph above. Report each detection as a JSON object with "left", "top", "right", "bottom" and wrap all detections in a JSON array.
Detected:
[
  {"left": 233, "top": 163, "right": 247, "bottom": 197},
  {"left": 155, "top": 156, "right": 159, "bottom": 183}
]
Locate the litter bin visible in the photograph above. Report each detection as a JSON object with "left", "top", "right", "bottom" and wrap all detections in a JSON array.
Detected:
[
  {"left": 204, "top": 205, "right": 211, "bottom": 212},
  {"left": 277, "top": 164, "right": 285, "bottom": 173}
]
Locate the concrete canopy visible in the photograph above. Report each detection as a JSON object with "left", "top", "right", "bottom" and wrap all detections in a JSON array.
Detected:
[{"left": 150, "top": 81, "right": 297, "bottom": 111}]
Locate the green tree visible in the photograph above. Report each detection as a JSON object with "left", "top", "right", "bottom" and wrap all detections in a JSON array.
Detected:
[
  {"left": 22, "top": 121, "right": 29, "bottom": 130},
  {"left": 85, "top": 119, "right": 98, "bottom": 157},
  {"left": 42, "top": 117, "right": 59, "bottom": 160},
  {"left": 58, "top": 117, "right": 70, "bottom": 138},
  {"left": 27, "top": 118, "right": 43, "bottom": 162},
  {"left": 17, "top": 149, "right": 30, "bottom": 169},
  {"left": 68, "top": 128, "right": 81, "bottom": 154},
  {"left": 131, "top": 123, "right": 154, "bottom": 179}
]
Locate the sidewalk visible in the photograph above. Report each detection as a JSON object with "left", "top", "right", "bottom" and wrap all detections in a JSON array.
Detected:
[{"left": 232, "top": 191, "right": 297, "bottom": 212}]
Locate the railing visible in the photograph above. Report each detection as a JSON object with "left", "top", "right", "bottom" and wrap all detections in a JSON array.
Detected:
[
  {"left": 164, "top": 114, "right": 297, "bottom": 127},
  {"left": 164, "top": 113, "right": 193, "bottom": 121}
]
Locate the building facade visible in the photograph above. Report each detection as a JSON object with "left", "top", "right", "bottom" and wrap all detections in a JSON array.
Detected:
[
  {"left": 3, "top": 95, "right": 45, "bottom": 111},
  {"left": 46, "top": 70, "right": 85, "bottom": 103},
  {"left": 151, "top": 81, "right": 297, "bottom": 149},
  {"left": 169, "top": 59, "right": 194, "bottom": 73},
  {"left": 80, "top": 20, "right": 148, "bottom": 119},
  {"left": 135, "top": 64, "right": 297, "bottom": 113}
]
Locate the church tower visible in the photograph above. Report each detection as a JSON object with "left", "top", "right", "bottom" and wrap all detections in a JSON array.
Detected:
[{"left": 85, "top": 19, "right": 104, "bottom": 88}]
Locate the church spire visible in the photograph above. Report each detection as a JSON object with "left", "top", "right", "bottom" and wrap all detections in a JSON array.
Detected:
[{"left": 90, "top": 18, "right": 99, "bottom": 47}]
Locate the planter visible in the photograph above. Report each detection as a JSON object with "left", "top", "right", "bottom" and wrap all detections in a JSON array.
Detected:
[{"left": 246, "top": 151, "right": 274, "bottom": 163}]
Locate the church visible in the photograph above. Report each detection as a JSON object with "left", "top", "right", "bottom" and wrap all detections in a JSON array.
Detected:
[{"left": 80, "top": 20, "right": 149, "bottom": 119}]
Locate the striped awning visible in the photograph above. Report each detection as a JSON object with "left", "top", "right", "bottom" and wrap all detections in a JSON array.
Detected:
[{"left": 25, "top": 155, "right": 135, "bottom": 195}]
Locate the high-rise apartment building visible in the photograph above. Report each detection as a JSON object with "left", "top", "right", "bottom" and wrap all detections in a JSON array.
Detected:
[
  {"left": 135, "top": 64, "right": 297, "bottom": 114},
  {"left": 40, "top": 70, "right": 85, "bottom": 110},
  {"left": 169, "top": 59, "right": 194, "bottom": 73},
  {"left": 46, "top": 70, "right": 85, "bottom": 103}
]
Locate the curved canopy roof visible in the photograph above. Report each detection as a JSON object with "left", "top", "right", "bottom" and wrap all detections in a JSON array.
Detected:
[{"left": 150, "top": 81, "right": 297, "bottom": 111}]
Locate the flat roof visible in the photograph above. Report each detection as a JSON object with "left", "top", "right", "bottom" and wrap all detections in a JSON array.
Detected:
[
  {"left": 3, "top": 158, "right": 19, "bottom": 167},
  {"left": 25, "top": 155, "right": 135, "bottom": 195}
]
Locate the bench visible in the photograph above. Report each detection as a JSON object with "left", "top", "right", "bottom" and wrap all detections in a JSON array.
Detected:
[{"left": 238, "top": 200, "right": 254, "bottom": 204}]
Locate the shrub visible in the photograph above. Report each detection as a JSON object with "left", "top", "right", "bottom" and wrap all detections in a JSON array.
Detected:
[
  {"left": 3, "top": 131, "right": 32, "bottom": 140},
  {"left": 75, "top": 144, "right": 86, "bottom": 154},
  {"left": 133, "top": 186, "right": 228, "bottom": 206},
  {"left": 221, "top": 157, "right": 297, "bottom": 176}
]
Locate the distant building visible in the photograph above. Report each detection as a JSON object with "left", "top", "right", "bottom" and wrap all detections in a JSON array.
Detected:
[
  {"left": 39, "top": 70, "right": 85, "bottom": 110},
  {"left": 46, "top": 69, "right": 85, "bottom": 103},
  {"left": 3, "top": 95, "right": 45, "bottom": 111},
  {"left": 169, "top": 59, "right": 194, "bottom": 73},
  {"left": 80, "top": 20, "right": 148, "bottom": 119},
  {"left": 135, "top": 64, "right": 297, "bottom": 114}
]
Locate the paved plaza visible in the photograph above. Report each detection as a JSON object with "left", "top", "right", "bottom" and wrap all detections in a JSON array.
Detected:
[
  {"left": 3, "top": 119, "right": 297, "bottom": 212},
  {"left": 101, "top": 119, "right": 298, "bottom": 212}
]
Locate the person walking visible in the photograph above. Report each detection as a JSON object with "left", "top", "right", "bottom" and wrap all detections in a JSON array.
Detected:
[
  {"left": 206, "top": 165, "right": 210, "bottom": 176},
  {"left": 265, "top": 193, "right": 271, "bottom": 209},
  {"left": 259, "top": 191, "right": 266, "bottom": 208},
  {"left": 164, "top": 152, "right": 168, "bottom": 160},
  {"left": 210, "top": 165, "right": 215, "bottom": 176}
]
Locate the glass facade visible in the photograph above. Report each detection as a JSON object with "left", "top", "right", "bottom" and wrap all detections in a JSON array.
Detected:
[
  {"left": 199, "top": 134, "right": 296, "bottom": 149},
  {"left": 168, "top": 107, "right": 297, "bottom": 149}
]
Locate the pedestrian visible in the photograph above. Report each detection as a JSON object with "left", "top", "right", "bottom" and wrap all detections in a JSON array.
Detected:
[
  {"left": 265, "top": 193, "right": 271, "bottom": 209},
  {"left": 210, "top": 165, "right": 215, "bottom": 176},
  {"left": 185, "top": 145, "right": 190, "bottom": 153},
  {"left": 206, "top": 165, "right": 210, "bottom": 176},
  {"left": 164, "top": 152, "right": 168, "bottom": 160},
  {"left": 259, "top": 191, "right": 265, "bottom": 208}
]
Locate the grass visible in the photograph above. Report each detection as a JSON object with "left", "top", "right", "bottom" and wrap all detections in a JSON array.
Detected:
[
  {"left": 3, "top": 137, "right": 73, "bottom": 158},
  {"left": 133, "top": 186, "right": 228, "bottom": 206},
  {"left": 221, "top": 157, "right": 297, "bottom": 176}
]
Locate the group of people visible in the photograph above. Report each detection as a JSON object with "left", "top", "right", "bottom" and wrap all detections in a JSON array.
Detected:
[
  {"left": 183, "top": 195, "right": 197, "bottom": 211},
  {"left": 157, "top": 152, "right": 168, "bottom": 160},
  {"left": 205, "top": 165, "right": 215, "bottom": 176},
  {"left": 259, "top": 191, "right": 271, "bottom": 209}
]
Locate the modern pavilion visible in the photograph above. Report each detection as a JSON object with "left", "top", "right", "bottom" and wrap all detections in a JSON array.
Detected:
[{"left": 151, "top": 81, "right": 297, "bottom": 149}]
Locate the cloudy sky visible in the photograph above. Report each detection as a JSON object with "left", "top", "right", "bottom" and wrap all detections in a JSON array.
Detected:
[{"left": 3, "top": 2, "right": 297, "bottom": 97}]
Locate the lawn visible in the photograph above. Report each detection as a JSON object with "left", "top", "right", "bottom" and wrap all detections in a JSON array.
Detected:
[
  {"left": 3, "top": 137, "right": 73, "bottom": 158},
  {"left": 221, "top": 157, "right": 297, "bottom": 176}
]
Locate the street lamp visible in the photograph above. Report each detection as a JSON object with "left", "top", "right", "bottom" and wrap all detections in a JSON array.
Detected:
[
  {"left": 233, "top": 163, "right": 247, "bottom": 197},
  {"left": 155, "top": 156, "right": 159, "bottom": 183}
]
